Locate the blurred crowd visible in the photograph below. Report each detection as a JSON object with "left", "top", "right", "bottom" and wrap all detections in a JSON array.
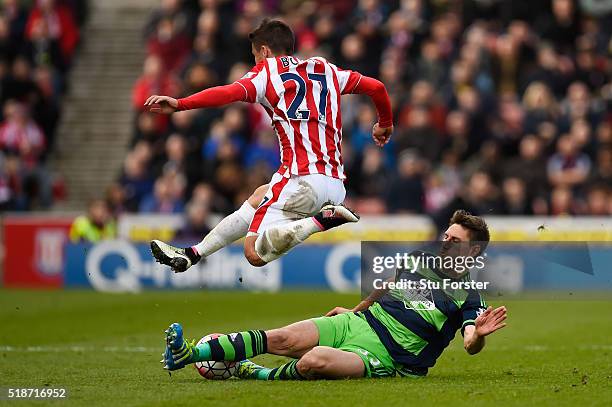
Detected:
[
  {"left": 115, "top": 0, "right": 611, "bottom": 234},
  {"left": 0, "top": 0, "right": 87, "bottom": 211}
]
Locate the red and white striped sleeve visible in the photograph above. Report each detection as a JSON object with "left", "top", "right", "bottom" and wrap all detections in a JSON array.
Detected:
[
  {"left": 328, "top": 62, "right": 362, "bottom": 95},
  {"left": 233, "top": 60, "right": 268, "bottom": 103}
]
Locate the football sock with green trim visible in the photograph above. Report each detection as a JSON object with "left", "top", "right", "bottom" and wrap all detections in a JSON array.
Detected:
[
  {"left": 193, "top": 330, "right": 267, "bottom": 362},
  {"left": 264, "top": 359, "right": 304, "bottom": 380},
  {"left": 242, "top": 359, "right": 305, "bottom": 381}
]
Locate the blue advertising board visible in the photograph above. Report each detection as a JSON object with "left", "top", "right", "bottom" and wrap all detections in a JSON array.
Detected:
[
  {"left": 63, "top": 241, "right": 612, "bottom": 292},
  {"left": 64, "top": 241, "right": 362, "bottom": 292}
]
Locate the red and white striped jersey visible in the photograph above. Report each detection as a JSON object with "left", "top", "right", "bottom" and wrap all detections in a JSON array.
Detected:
[{"left": 235, "top": 56, "right": 362, "bottom": 180}]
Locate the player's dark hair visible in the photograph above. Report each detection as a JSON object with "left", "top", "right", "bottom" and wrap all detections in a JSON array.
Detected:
[
  {"left": 248, "top": 19, "right": 294, "bottom": 55},
  {"left": 450, "top": 210, "right": 490, "bottom": 253}
]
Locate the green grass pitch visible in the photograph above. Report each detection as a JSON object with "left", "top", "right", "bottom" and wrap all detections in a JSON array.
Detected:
[{"left": 0, "top": 290, "right": 610, "bottom": 406}]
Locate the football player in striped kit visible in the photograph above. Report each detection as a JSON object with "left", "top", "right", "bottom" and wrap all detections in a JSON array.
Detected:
[{"left": 146, "top": 19, "right": 393, "bottom": 271}]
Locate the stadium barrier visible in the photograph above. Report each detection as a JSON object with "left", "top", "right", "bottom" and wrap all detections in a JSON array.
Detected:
[{"left": 2, "top": 214, "right": 611, "bottom": 291}]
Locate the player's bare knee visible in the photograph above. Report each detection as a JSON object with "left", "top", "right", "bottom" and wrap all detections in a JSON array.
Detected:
[
  {"left": 297, "top": 347, "right": 328, "bottom": 373},
  {"left": 248, "top": 184, "right": 269, "bottom": 208},
  {"left": 244, "top": 239, "right": 266, "bottom": 267}
]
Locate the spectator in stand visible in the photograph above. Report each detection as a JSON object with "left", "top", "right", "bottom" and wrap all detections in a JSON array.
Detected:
[
  {"left": 2, "top": 0, "right": 28, "bottom": 47},
  {"left": 463, "top": 140, "right": 502, "bottom": 183},
  {"left": 0, "top": 152, "right": 13, "bottom": 209},
  {"left": 442, "top": 110, "right": 476, "bottom": 161},
  {"left": 500, "top": 177, "right": 531, "bottom": 215},
  {"left": 503, "top": 135, "right": 548, "bottom": 198},
  {"left": 0, "top": 101, "right": 45, "bottom": 165},
  {"left": 350, "top": 104, "right": 378, "bottom": 155},
  {"left": 119, "top": 152, "right": 155, "bottom": 212},
  {"left": 106, "top": 182, "right": 127, "bottom": 217},
  {"left": 1, "top": 56, "right": 40, "bottom": 106},
  {"left": 69, "top": 199, "right": 117, "bottom": 243},
  {"left": 132, "top": 55, "right": 179, "bottom": 112},
  {"left": 174, "top": 199, "right": 212, "bottom": 243},
  {"left": 0, "top": 0, "right": 84, "bottom": 211},
  {"left": 144, "top": 0, "right": 195, "bottom": 40},
  {"left": 0, "top": 101, "right": 52, "bottom": 209},
  {"left": 522, "top": 82, "right": 559, "bottom": 135},
  {"left": 25, "top": 0, "right": 79, "bottom": 63},
  {"left": 120, "top": 0, "right": 610, "bottom": 219},
  {"left": 537, "top": 0, "right": 581, "bottom": 53},
  {"left": 350, "top": 144, "right": 390, "bottom": 202},
  {"left": 550, "top": 186, "right": 575, "bottom": 216},
  {"left": 583, "top": 184, "right": 610, "bottom": 216},
  {"left": 21, "top": 17, "right": 65, "bottom": 73},
  {"left": 547, "top": 134, "right": 591, "bottom": 189},
  {"left": 139, "top": 174, "right": 185, "bottom": 214},
  {"left": 147, "top": 17, "right": 192, "bottom": 73},
  {"left": 432, "top": 170, "right": 500, "bottom": 234},
  {"left": 386, "top": 150, "right": 425, "bottom": 214},
  {"left": 0, "top": 14, "right": 19, "bottom": 63},
  {"left": 244, "top": 127, "right": 279, "bottom": 172},
  {"left": 590, "top": 147, "right": 612, "bottom": 185},
  {"left": 395, "top": 105, "right": 441, "bottom": 162}
]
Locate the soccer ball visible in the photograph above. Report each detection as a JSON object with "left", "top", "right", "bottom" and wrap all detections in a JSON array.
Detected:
[{"left": 194, "top": 334, "right": 237, "bottom": 380}]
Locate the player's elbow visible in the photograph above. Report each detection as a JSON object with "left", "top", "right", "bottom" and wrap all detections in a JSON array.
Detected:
[
  {"left": 374, "top": 78, "right": 385, "bottom": 90},
  {"left": 357, "top": 76, "right": 386, "bottom": 96},
  {"left": 465, "top": 345, "right": 480, "bottom": 355},
  {"left": 244, "top": 249, "right": 266, "bottom": 267},
  {"left": 369, "top": 78, "right": 386, "bottom": 94},
  {"left": 243, "top": 237, "right": 267, "bottom": 267},
  {"left": 464, "top": 340, "right": 484, "bottom": 355}
]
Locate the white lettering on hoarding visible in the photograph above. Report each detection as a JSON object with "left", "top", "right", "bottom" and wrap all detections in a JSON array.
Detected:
[
  {"left": 84, "top": 241, "right": 281, "bottom": 292},
  {"left": 324, "top": 243, "right": 360, "bottom": 292}
]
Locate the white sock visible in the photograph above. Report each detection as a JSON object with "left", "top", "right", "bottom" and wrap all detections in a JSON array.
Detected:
[
  {"left": 254, "top": 217, "right": 322, "bottom": 263},
  {"left": 193, "top": 201, "right": 255, "bottom": 257}
]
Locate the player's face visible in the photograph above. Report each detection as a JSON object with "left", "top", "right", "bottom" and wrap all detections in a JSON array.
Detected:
[{"left": 440, "top": 224, "right": 473, "bottom": 258}]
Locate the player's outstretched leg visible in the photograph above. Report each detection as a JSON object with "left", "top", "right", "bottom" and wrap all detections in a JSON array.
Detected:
[
  {"left": 246, "top": 203, "right": 359, "bottom": 266},
  {"left": 162, "top": 320, "right": 320, "bottom": 373},
  {"left": 236, "top": 346, "right": 365, "bottom": 380},
  {"left": 150, "top": 185, "right": 267, "bottom": 272},
  {"left": 161, "top": 323, "right": 271, "bottom": 371}
]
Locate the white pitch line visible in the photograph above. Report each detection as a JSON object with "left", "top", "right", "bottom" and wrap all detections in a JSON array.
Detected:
[
  {"left": 1, "top": 345, "right": 611, "bottom": 353},
  {"left": 483, "top": 345, "right": 612, "bottom": 351},
  {"left": 0, "top": 346, "right": 158, "bottom": 353}
]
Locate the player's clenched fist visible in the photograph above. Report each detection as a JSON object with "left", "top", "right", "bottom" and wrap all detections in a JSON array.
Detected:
[
  {"left": 144, "top": 95, "right": 179, "bottom": 114},
  {"left": 372, "top": 123, "right": 393, "bottom": 147}
]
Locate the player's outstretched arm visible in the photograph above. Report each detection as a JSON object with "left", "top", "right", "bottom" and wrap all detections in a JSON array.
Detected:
[
  {"left": 463, "top": 306, "right": 507, "bottom": 355},
  {"left": 144, "top": 82, "right": 247, "bottom": 114},
  {"left": 348, "top": 75, "right": 393, "bottom": 147},
  {"left": 325, "top": 277, "right": 393, "bottom": 316}
]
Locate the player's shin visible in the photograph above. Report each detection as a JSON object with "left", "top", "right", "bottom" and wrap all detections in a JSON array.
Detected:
[
  {"left": 192, "top": 330, "right": 268, "bottom": 362},
  {"left": 238, "top": 359, "right": 304, "bottom": 380},
  {"left": 192, "top": 201, "right": 255, "bottom": 258},
  {"left": 254, "top": 218, "right": 322, "bottom": 263}
]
